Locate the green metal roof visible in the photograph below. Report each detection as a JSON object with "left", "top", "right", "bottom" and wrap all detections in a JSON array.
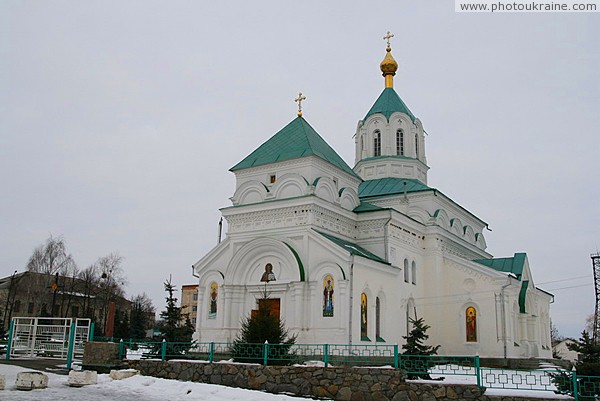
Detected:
[
  {"left": 230, "top": 116, "right": 358, "bottom": 178},
  {"left": 473, "top": 253, "right": 527, "bottom": 280},
  {"left": 358, "top": 177, "right": 431, "bottom": 199},
  {"left": 364, "top": 88, "right": 416, "bottom": 122},
  {"left": 353, "top": 202, "right": 385, "bottom": 213},
  {"left": 315, "top": 230, "right": 389, "bottom": 264}
]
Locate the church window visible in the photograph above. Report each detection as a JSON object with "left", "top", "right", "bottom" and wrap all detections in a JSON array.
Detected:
[
  {"left": 323, "top": 275, "right": 334, "bottom": 317},
  {"left": 360, "top": 293, "right": 369, "bottom": 341},
  {"left": 403, "top": 259, "right": 409, "bottom": 283},
  {"left": 269, "top": 174, "right": 276, "bottom": 184},
  {"left": 466, "top": 306, "right": 477, "bottom": 342},
  {"left": 375, "top": 297, "right": 383, "bottom": 341},
  {"left": 396, "top": 129, "right": 404, "bottom": 155},
  {"left": 208, "top": 282, "right": 218, "bottom": 319},
  {"left": 411, "top": 261, "right": 417, "bottom": 285},
  {"left": 373, "top": 130, "right": 381, "bottom": 157},
  {"left": 415, "top": 133, "right": 419, "bottom": 158}
]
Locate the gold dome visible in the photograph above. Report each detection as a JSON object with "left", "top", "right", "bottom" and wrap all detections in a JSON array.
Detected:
[{"left": 380, "top": 47, "right": 398, "bottom": 76}]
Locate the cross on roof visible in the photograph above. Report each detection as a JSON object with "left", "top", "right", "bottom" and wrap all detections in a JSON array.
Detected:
[
  {"left": 294, "top": 92, "right": 307, "bottom": 117},
  {"left": 383, "top": 31, "right": 394, "bottom": 48}
]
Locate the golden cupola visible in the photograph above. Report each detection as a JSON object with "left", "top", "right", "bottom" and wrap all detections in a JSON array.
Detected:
[{"left": 380, "top": 31, "right": 398, "bottom": 88}]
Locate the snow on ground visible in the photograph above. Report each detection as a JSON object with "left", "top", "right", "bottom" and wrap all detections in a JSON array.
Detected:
[
  {"left": 0, "top": 364, "right": 318, "bottom": 401},
  {"left": 0, "top": 362, "right": 575, "bottom": 400}
]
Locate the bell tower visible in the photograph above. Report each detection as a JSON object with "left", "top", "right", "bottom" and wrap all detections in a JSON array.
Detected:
[{"left": 354, "top": 32, "right": 428, "bottom": 184}]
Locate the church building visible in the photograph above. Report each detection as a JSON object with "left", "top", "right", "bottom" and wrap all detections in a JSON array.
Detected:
[{"left": 191, "top": 33, "right": 553, "bottom": 359}]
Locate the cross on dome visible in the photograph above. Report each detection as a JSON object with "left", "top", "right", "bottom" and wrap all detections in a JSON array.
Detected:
[
  {"left": 294, "top": 92, "right": 307, "bottom": 117},
  {"left": 383, "top": 31, "right": 394, "bottom": 49}
]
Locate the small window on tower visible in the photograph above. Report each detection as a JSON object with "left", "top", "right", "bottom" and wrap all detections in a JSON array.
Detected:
[{"left": 269, "top": 174, "right": 276, "bottom": 184}]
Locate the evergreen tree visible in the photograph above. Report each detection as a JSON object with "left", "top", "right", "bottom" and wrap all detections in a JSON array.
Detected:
[
  {"left": 402, "top": 317, "right": 441, "bottom": 379},
  {"left": 551, "top": 330, "right": 600, "bottom": 398},
  {"left": 113, "top": 312, "right": 130, "bottom": 340},
  {"left": 130, "top": 293, "right": 155, "bottom": 339},
  {"left": 154, "top": 277, "right": 194, "bottom": 358},
  {"left": 231, "top": 293, "right": 296, "bottom": 365}
]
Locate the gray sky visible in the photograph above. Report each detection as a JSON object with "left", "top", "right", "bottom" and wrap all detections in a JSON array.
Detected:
[{"left": 1, "top": 1, "right": 598, "bottom": 338}]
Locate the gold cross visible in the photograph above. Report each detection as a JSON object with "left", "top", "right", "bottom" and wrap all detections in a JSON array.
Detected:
[
  {"left": 383, "top": 31, "right": 394, "bottom": 48},
  {"left": 294, "top": 92, "right": 306, "bottom": 117}
]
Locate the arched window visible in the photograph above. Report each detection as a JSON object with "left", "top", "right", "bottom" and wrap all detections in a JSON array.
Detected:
[
  {"left": 396, "top": 129, "right": 404, "bottom": 155},
  {"left": 415, "top": 133, "right": 419, "bottom": 158},
  {"left": 466, "top": 306, "right": 477, "bottom": 342},
  {"left": 376, "top": 297, "right": 382, "bottom": 341},
  {"left": 208, "top": 282, "right": 218, "bottom": 319},
  {"left": 373, "top": 130, "right": 381, "bottom": 157},
  {"left": 403, "top": 259, "right": 409, "bottom": 283},
  {"left": 411, "top": 261, "right": 417, "bottom": 285},
  {"left": 323, "top": 275, "right": 334, "bottom": 317},
  {"left": 360, "top": 293, "right": 369, "bottom": 340}
]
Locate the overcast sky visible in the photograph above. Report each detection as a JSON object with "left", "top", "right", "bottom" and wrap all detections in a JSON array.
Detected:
[{"left": 1, "top": 1, "right": 598, "bottom": 338}]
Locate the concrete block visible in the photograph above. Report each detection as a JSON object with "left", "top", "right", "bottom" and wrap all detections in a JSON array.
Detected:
[
  {"left": 16, "top": 371, "right": 49, "bottom": 391},
  {"left": 68, "top": 370, "right": 98, "bottom": 387},
  {"left": 109, "top": 369, "right": 139, "bottom": 380},
  {"left": 0, "top": 374, "right": 5, "bottom": 390}
]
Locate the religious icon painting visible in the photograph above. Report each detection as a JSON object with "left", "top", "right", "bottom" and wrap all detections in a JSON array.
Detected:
[
  {"left": 360, "top": 292, "right": 368, "bottom": 340},
  {"left": 466, "top": 306, "right": 477, "bottom": 342},
  {"left": 208, "top": 282, "right": 218, "bottom": 319},
  {"left": 322, "top": 275, "right": 334, "bottom": 317}
]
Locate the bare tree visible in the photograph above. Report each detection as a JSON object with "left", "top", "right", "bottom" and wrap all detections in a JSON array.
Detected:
[{"left": 26, "top": 235, "right": 76, "bottom": 276}]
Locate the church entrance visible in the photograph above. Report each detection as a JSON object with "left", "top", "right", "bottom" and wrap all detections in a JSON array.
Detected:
[{"left": 251, "top": 298, "right": 280, "bottom": 319}]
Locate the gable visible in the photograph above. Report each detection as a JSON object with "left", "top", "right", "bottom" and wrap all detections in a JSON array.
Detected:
[{"left": 230, "top": 116, "right": 359, "bottom": 179}]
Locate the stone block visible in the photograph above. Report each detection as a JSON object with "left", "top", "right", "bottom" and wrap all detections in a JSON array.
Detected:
[
  {"left": 83, "top": 342, "right": 121, "bottom": 367},
  {"left": 16, "top": 371, "right": 49, "bottom": 391},
  {"left": 0, "top": 374, "right": 5, "bottom": 390},
  {"left": 68, "top": 370, "right": 98, "bottom": 387},
  {"left": 109, "top": 369, "right": 140, "bottom": 380}
]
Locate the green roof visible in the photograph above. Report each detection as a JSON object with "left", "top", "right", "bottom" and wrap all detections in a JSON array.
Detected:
[
  {"left": 364, "top": 88, "right": 416, "bottom": 122},
  {"left": 358, "top": 177, "right": 431, "bottom": 199},
  {"left": 473, "top": 253, "right": 527, "bottom": 280},
  {"left": 353, "top": 202, "right": 385, "bottom": 213},
  {"left": 316, "top": 230, "right": 389, "bottom": 264},
  {"left": 230, "top": 116, "right": 358, "bottom": 178}
]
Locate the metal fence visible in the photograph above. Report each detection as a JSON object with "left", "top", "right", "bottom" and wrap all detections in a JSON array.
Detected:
[
  {"left": 110, "top": 339, "right": 599, "bottom": 400},
  {"left": 4, "top": 317, "right": 93, "bottom": 370}
]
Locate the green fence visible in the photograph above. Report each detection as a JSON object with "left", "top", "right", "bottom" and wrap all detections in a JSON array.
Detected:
[{"left": 106, "top": 339, "right": 599, "bottom": 400}]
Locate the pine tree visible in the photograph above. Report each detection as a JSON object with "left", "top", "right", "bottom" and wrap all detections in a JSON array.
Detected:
[
  {"left": 402, "top": 317, "right": 441, "bottom": 379},
  {"left": 231, "top": 293, "right": 296, "bottom": 365},
  {"left": 154, "top": 277, "right": 194, "bottom": 358},
  {"left": 551, "top": 330, "right": 600, "bottom": 398}
]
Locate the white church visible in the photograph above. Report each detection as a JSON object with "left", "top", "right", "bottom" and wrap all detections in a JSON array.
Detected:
[{"left": 192, "top": 34, "right": 553, "bottom": 359}]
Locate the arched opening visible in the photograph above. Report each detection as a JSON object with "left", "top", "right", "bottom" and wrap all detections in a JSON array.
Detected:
[
  {"left": 361, "top": 292, "right": 369, "bottom": 341},
  {"left": 466, "top": 306, "right": 477, "bottom": 342},
  {"left": 376, "top": 297, "right": 381, "bottom": 341},
  {"left": 373, "top": 130, "right": 381, "bottom": 157},
  {"left": 411, "top": 261, "right": 416, "bottom": 285},
  {"left": 396, "top": 129, "right": 404, "bottom": 156},
  {"left": 323, "top": 275, "right": 334, "bottom": 317},
  {"left": 403, "top": 259, "right": 409, "bottom": 283},
  {"left": 415, "top": 133, "right": 419, "bottom": 158}
]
